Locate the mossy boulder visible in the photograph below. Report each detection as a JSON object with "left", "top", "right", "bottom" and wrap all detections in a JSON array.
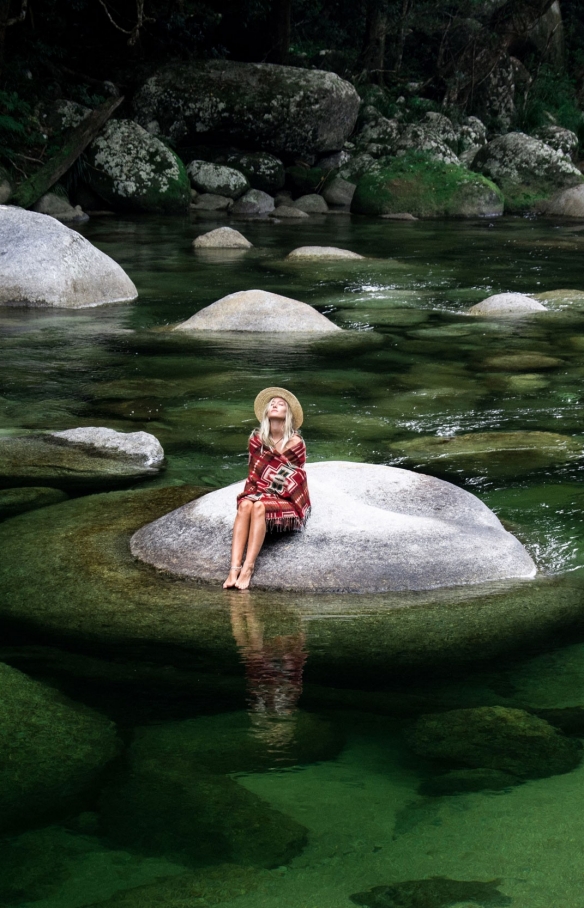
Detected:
[
  {"left": 352, "top": 154, "right": 503, "bottom": 218},
  {"left": 133, "top": 61, "right": 360, "bottom": 158},
  {"left": 186, "top": 161, "right": 249, "bottom": 199},
  {"left": 472, "top": 132, "right": 584, "bottom": 213},
  {"left": 407, "top": 706, "right": 582, "bottom": 779},
  {"left": 86, "top": 119, "right": 190, "bottom": 214},
  {"left": 0, "top": 662, "right": 120, "bottom": 833}
]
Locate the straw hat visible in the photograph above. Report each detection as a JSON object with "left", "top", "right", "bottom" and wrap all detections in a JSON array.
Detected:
[{"left": 254, "top": 387, "right": 303, "bottom": 428}]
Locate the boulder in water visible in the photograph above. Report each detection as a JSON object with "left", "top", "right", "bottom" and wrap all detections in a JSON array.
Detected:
[
  {"left": 193, "top": 227, "right": 252, "bottom": 249},
  {"left": 285, "top": 246, "right": 364, "bottom": 260},
  {"left": 230, "top": 188, "right": 275, "bottom": 216},
  {"left": 0, "top": 207, "right": 137, "bottom": 308},
  {"left": 270, "top": 205, "right": 309, "bottom": 219},
  {"left": 173, "top": 289, "right": 340, "bottom": 333},
  {"left": 293, "top": 193, "right": 329, "bottom": 214},
  {"left": 130, "top": 461, "right": 536, "bottom": 592},
  {"left": 186, "top": 161, "right": 249, "bottom": 199},
  {"left": 468, "top": 292, "right": 546, "bottom": 316}
]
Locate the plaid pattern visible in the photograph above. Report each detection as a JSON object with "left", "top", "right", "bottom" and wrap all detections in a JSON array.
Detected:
[{"left": 237, "top": 431, "right": 311, "bottom": 531}]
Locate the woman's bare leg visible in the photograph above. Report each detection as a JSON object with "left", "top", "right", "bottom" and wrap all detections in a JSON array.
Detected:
[
  {"left": 223, "top": 499, "right": 253, "bottom": 588},
  {"left": 235, "top": 501, "right": 266, "bottom": 590}
]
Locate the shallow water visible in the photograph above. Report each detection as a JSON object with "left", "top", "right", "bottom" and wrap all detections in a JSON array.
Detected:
[{"left": 2, "top": 212, "right": 584, "bottom": 906}]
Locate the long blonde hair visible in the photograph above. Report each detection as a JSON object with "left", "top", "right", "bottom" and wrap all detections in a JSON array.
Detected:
[{"left": 256, "top": 398, "right": 296, "bottom": 449}]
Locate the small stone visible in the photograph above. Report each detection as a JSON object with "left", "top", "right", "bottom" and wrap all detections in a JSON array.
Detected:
[
  {"left": 270, "top": 206, "right": 309, "bottom": 219},
  {"left": 293, "top": 193, "right": 329, "bottom": 214},
  {"left": 193, "top": 227, "right": 252, "bottom": 249},
  {"left": 192, "top": 193, "right": 233, "bottom": 211}
]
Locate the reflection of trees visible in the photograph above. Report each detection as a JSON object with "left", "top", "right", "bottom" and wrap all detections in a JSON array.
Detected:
[{"left": 228, "top": 593, "right": 307, "bottom": 751}]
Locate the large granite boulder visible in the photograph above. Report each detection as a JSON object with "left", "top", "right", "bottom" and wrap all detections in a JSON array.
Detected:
[
  {"left": 0, "top": 428, "right": 165, "bottom": 491},
  {"left": 173, "top": 289, "right": 340, "bottom": 333},
  {"left": 352, "top": 155, "right": 503, "bottom": 218},
  {"left": 472, "top": 132, "right": 584, "bottom": 212},
  {"left": 133, "top": 61, "right": 360, "bottom": 158},
  {"left": 186, "top": 161, "right": 249, "bottom": 199},
  {"left": 130, "top": 462, "right": 536, "bottom": 592},
  {"left": 86, "top": 119, "right": 190, "bottom": 213},
  {"left": 0, "top": 207, "right": 137, "bottom": 308},
  {"left": 539, "top": 184, "right": 584, "bottom": 217},
  {"left": 0, "top": 661, "right": 119, "bottom": 833},
  {"left": 394, "top": 123, "right": 460, "bottom": 165},
  {"left": 534, "top": 125, "right": 579, "bottom": 160}
]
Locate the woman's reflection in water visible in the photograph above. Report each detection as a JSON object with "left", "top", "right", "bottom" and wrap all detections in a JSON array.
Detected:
[{"left": 228, "top": 592, "right": 307, "bottom": 754}]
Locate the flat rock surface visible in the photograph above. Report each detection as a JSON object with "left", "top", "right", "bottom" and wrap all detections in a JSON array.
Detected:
[
  {"left": 286, "top": 246, "right": 364, "bottom": 260},
  {"left": 130, "top": 461, "right": 536, "bottom": 592},
  {"left": 0, "top": 206, "right": 137, "bottom": 308},
  {"left": 468, "top": 292, "right": 546, "bottom": 317},
  {"left": 173, "top": 289, "right": 340, "bottom": 333}
]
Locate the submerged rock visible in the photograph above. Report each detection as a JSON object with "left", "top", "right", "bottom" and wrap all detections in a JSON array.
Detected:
[
  {"left": 468, "top": 292, "right": 546, "bottom": 317},
  {"left": 173, "top": 289, "right": 340, "bottom": 333},
  {"left": 0, "top": 662, "right": 119, "bottom": 833},
  {"left": 86, "top": 119, "right": 190, "bottom": 214},
  {"left": 408, "top": 706, "right": 582, "bottom": 779},
  {"left": 351, "top": 877, "right": 511, "bottom": 908},
  {"left": 285, "top": 246, "right": 363, "bottom": 260},
  {"left": 130, "top": 461, "right": 536, "bottom": 592},
  {"left": 419, "top": 767, "right": 519, "bottom": 797},
  {"left": 133, "top": 61, "right": 360, "bottom": 158},
  {"left": 0, "top": 428, "right": 165, "bottom": 491},
  {"left": 0, "top": 207, "right": 137, "bottom": 308},
  {"left": 483, "top": 352, "right": 562, "bottom": 371},
  {"left": 0, "top": 486, "right": 68, "bottom": 521},
  {"left": 193, "top": 227, "right": 252, "bottom": 249},
  {"left": 187, "top": 161, "right": 249, "bottom": 199}
]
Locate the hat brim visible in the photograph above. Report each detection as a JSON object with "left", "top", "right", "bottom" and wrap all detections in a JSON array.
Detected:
[{"left": 254, "top": 387, "right": 303, "bottom": 428}]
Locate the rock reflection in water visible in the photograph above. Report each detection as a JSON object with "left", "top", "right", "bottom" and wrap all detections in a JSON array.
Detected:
[{"left": 229, "top": 592, "right": 307, "bottom": 755}]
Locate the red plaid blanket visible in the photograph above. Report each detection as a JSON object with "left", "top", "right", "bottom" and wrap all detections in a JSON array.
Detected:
[{"left": 237, "top": 431, "right": 311, "bottom": 531}]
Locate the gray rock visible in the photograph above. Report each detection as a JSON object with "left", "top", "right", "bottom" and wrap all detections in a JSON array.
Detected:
[
  {"left": 32, "top": 191, "right": 88, "bottom": 224},
  {"left": 0, "top": 179, "right": 11, "bottom": 204},
  {"left": 420, "top": 112, "right": 459, "bottom": 151},
  {"left": 339, "top": 152, "right": 377, "bottom": 182},
  {"left": 173, "top": 289, "right": 340, "bottom": 334},
  {"left": 215, "top": 151, "right": 285, "bottom": 193},
  {"left": 0, "top": 662, "right": 119, "bottom": 833},
  {"left": 473, "top": 132, "right": 584, "bottom": 212},
  {"left": 230, "top": 188, "right": 274, "bottom": 216},
  {"left": 191, "top": 193, "right": 233, "bottom": 211},
  {"left": 130, "top": 461, "right": 536, "bottom": 592},
  {"left": 535, "top": 125, "right": 579, "bottom": 160},
  {"left": 458, "top": 116, "right": 488, "bottom": 167},
  {"left": 468, "top": 292, "right": 546, "bottom": 316},
  {"left": 293, "top": 193, "right": 329, "bottom": 214},
  {"left": 270, "top": 205, "right": 309, "bottom": 219},
  {"left": 285, "top": 246, "right": 363, "bottom": 260},
  {"left": 186, "top": 161, "right": 249, "bottom": 199},
  {"left": 0, "top": 428, "right": 165, "bottom": 491},
  {"left": 133, "top": 61, "right": 360, "bottom": 158},
  {"left": 395, "top": 123, "right": 460, "bottom": 164},
  {"left": 193, "top": 227, "right": 252, "bottom": 249},
  {"left": 539, "top": 184, "right": 584, "bottom": 217},
  {"left": 86, "top": 119, "right": 190, "bottom": 214},
  {"left": 322, "top": 176, "right": 356, "bottom": 207},
  {"left": 354, "top": 115, "right": 400, "bottom": 157},
  {"left": 41, "top": 99, "right": 90, "bottom": 134},
  {"left": 274, "top": 190, "right": 292, "bottom": 206},
  {"left": 318, "top": 150, "right": 352, "bottom": 170},
  {"left": 0, "top": 206, "right": 137, "bottom": 308},
  {"left": 381, "top": 212, "right": 418, "bottom": 220},
  {"left": 0, "top": 486, "right": 68, "bottom": 521}
]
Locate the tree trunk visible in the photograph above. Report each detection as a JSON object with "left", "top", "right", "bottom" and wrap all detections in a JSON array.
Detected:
[
  {"left": 358, "top": 0, "right": 388, "bottom": 84},
  {"left": 440, "top": 0, "right": 557, "bottom": 106},
  {"left": 266, "top": 0, "right": 292, "bottom": 65}
]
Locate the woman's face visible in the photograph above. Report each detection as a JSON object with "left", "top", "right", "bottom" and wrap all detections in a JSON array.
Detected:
[{"left": 268, "top": 397, "right": 288, "bottom": 419}]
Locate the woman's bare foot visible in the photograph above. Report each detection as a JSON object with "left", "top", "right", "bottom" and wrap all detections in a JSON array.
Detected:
[
  {"left": 235, "top": 562, "right": 254, "bottom": 590},
  {"left": 223, "top": 565, "right": 242, "bottom": 589}
]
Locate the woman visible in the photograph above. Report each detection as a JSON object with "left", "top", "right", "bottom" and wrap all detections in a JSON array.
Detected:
[{"left": 223, "top": 387, "right": 311, "bottom": 591}]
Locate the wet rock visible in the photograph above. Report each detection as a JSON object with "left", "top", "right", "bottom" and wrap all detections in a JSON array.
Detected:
[
  {"left": 340, "top": 152, "right": 377, "bottom": 183},
  {"left": 472, "top": 132, "right": 584, "bottom": 212},
  {"left": 191, "top": 193, "right": 233, "bottom": 211},
  {"left": 186, "top": 161, "right": 249, "bottom": 199},
  {"left": 408, "top": 706, "right": 582, "bottom": 779},
  {"left": 270, "top": 205, "right": 309, "bottom": 219},
  {"left": 230, "top": 188, "right": 275, "bottom": 216},
  {"left": 468, "top": 292, "right": 546, "bottom": 316},
  {"left": 293, "top": 193, "right": 329, "bottom": 214},
  {"left": 193, "top": 227, "right": 252, "bottom": 249},
  {"left": 381, "top": 212, "right": 418, "bottom": 220},
  {"left": 354, "top": 113, "right": 400, "bottom": 157},
  {"left": 483, "top": 352, "right": 562, "bottom": 371},
  {"left": 86, "top": 119, "right": 190, "bottom": 214},
  {"left": 539, "top": 184, "right": 584, "bottom": 217},
  {"left": 388, "top": 430, "right": 583, "bottom": 479},
  {"left": 131, "top": 461, "right": 536, "bottom": 592},
  {"left": 215, "top": 151, "right": 285, "bottom": 193},
  {"left": 394, "top": 124, "right": 460, "bottom": 165},
  {"left": 133, "top": 61, "right": 360, "bottom": 158},
  {"left": 100, "top": 764, "right": 307, "bottom": 869},
  {"left": 535, "top": 125, "right": 579, "bottom": 160},
  {"left": 0, "top": 662, "right": 119, "bottom": 833},
  {"left": 0, "top": 207, "right": 137, "bottom": 308},
  {"left": 322, "top": 176, "right": 356, "bottom": 207},
  {"left": 419, "top": 768, "right": 519, "bottom": 797},
  {"left": 352, "top": 156, "right": 503, "bottom": 218},
  {"left": 32, "top": 191, "right": 88, "bottom": 224},
  {"left": 458, "top": 116, "right": 488, "bottom": 166},
  {"left": 285, "top": 246, "right": 363, "bottom": 260},
  {"left": 0, "top": 428, "right": 165, "bottom": 491},
  {"left": 0, "top": 486, "right": 68, "bottom": 521},
  {"left": 536, "top": 289, "right": 584, "bottom": 305},
  {"left": 173, "top": 289, "right": 340, "bottom": 333},
  {"left": 351, "top": 877, "right": 511, "bottom": 908}
]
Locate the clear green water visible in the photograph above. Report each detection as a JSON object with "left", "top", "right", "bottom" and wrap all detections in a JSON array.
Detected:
[{"left": 3, "top": 213, "right": 584, "bottom": 906}]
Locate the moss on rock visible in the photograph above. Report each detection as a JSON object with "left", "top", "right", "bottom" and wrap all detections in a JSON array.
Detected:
[{"left": 351, "top": 153, "right": 503, "bottom": 218}]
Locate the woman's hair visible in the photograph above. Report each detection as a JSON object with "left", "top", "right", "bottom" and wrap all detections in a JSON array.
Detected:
[{"left": 256, "top": 397, "right": 296, "bottom": 449}]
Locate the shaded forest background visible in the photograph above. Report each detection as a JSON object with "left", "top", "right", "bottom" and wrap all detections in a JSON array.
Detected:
[{"left": 3, "top": 0, "right": 584, "bottom": 176}]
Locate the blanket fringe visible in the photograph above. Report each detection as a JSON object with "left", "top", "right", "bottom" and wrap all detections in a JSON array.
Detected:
[{"left": 267, "top": 506, "right": 311, "bottom": 534}]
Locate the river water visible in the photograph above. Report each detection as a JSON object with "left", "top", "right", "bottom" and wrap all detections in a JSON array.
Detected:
[{"left": 2, "top": 212, "right": 584, "bottom": 907}]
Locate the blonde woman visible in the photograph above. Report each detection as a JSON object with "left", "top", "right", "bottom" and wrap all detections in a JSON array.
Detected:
[{"left": 224, "top": 387, "right": 311, "bottom": 591}]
